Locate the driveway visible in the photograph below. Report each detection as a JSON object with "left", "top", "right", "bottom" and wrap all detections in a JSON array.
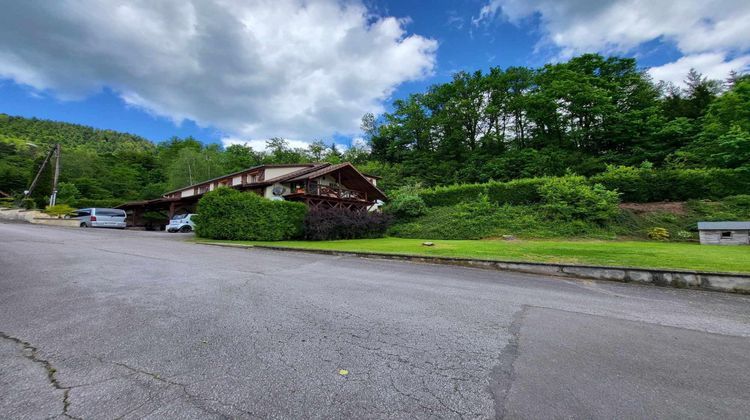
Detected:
[{"left": 1, "top": 223, "right": 749, "bottom": 419}]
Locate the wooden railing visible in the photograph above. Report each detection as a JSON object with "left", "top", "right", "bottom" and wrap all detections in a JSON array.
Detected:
[{"left": 302, "top": 184, "right": 367, "bottom": 201}]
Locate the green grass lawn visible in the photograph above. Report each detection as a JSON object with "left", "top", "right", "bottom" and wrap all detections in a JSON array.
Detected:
[{"left": 198, "top": 237, "right": 750, "bottom": 273}]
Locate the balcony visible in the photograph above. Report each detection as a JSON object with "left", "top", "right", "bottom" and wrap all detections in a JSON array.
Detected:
[{"left": 291, "top": 183, "right": 367, "bottom": 201}]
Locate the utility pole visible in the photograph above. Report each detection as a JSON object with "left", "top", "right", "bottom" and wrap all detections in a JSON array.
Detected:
[
  {"left": 24, "top": 143, "right": 62, "bottom": 206},
  {"left": 50, "top": 143, "right": 61, "bottom": 206}
]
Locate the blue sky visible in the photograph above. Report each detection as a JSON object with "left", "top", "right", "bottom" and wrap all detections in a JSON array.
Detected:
[{"left": 0, "top": 1, "right": 748, "bottom": 148}]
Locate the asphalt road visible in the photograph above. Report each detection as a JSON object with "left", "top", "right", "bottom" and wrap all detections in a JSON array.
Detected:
[{"left": 1, "top": 223, "right": 749, "bottom": 419}]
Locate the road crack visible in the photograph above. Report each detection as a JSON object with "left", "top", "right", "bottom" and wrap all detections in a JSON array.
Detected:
[
  {"left": 0, "top": 332, "right": 81, "bottom": 419},
  {"left": 113, "top": 362, "right": 257, "bottom": 418},
  {"left": 487, "top": 306, "right": 528, "bottom": 420}
]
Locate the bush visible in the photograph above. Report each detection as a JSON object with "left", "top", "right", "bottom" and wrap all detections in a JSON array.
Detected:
[
  {"left": 418, "top": 184, "right": 488, "bottom": 207},
  {"left": 303, "top": 208, "right": 392, "bottom": 241},
  {"left": 647, "top": 227, "right": 670, "bottom": 241},
  {"left": 538, "top": 176, "right": 620, "bottom": 222},
  {"left": 386, "top": 194, "right": 427, "bottom": 219},
  {"left": 487, "top": 178, "right": 546, "bottom": 205},
  {"left": 591, "top": 166, "right": 750, "bottom": 202},
  {"left": 195, "top": 187, "right": 307, "bottom": 241},
  {"left": 676, "top": 230, "right": 694, "bottom": 241},
  {"left": 0, "top": 197, "right": 14, "bottom": 208},
  {"left": 388, "top": 200, "right": 617, "bottom": 240},
  {"left": 21, "top": 197, "right": 36, "bottom": 209},
  {"left": 44, "top": 204, "right": 75, "bottom": 218}
]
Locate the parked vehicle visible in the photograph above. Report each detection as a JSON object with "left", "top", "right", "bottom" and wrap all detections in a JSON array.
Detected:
[
  {"left": 74, "top": 208, "right": 127, "bottom": 229},
  {"left": 167, "top": 213, "right": 197, "bottom": 233}
]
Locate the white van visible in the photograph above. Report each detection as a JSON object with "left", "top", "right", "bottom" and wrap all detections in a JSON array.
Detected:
[{"left": 74, "top": 208, "right": 127, "bottom": 229}]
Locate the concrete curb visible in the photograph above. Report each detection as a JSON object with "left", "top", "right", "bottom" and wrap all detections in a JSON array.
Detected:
[{"left": 196, "top": 242, "right": 750, "bottom": 294}]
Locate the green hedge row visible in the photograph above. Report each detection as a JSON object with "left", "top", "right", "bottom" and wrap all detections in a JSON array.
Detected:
[
  {"left": 590, "top": 167, "right": 750, "bottom": 202},
  {"left": 416, "top": 168, "right": 750, "bottom": 206},
  {"left": 195, "top": 187, "right": 307, "bottom": 241},
  {"left": 417, "top": 177, "right": 550, "bottom": 207},
  {"left": 418, "top": 183, "right": 488, "bottom": 207}
]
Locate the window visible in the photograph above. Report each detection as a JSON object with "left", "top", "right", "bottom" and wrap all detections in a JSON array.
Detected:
[
  {"left": 96, "top": 209, "right": 126, "bottom": 217},
  {"left": 721, "top": 231, "right": 733, "bottom": 239}
]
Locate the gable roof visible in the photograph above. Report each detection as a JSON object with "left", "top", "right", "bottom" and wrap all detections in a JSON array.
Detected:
[
  {"left": 263, "top": 163, "right": 330, "bottom": 184},
  {"left": 698, "top": 221, "right": 750, "bottom": 230},
  {"left": 286, "top": 162, "right": 387, "bottom": 201}
]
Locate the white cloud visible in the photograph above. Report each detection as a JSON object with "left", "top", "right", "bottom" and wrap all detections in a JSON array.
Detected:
[
  {"left": 474, "top": 0, "right": 750, "bottom": 84},
  {"left": 648, "top": 53, "right": 750, "bottom": 87},
  {"left": 0, "top": 0, "right": 437, "bottom": 141},
  {"left": 221, "top": 137, "right": 348, "bottom": 152}
]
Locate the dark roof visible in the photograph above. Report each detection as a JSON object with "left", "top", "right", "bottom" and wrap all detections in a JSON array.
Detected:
[
  {"left": 117, "top": 196, "right": 181, "bottom": 209},
  {"left": 286, "top": 162, "right": 388, "bottom": 201},
  {"left": 698, "top": 221, "right": 750, "bottom": 230},
  {"left": 287, "top": 162, "right": 349, "bottom": 182},
  {"left": 161, "top": 163, "right": 318, "bottom": 196},
  {"left": 263, "top": 163, "right": 330, "bottom": 184}
]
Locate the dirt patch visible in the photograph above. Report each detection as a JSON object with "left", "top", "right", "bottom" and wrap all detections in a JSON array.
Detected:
[{"left": 619, "top": 202, "right": 687, "bottom": 215}]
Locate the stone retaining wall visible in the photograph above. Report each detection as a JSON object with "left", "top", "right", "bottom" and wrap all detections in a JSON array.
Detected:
[
  {"left": 218, "top": 244, "right": 750, "bottom": 294},
  {"left": 0, "top": 208, "right": 80, "bottom": 228}
]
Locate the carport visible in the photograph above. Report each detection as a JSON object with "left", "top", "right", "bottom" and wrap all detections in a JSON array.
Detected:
[{"left": 117, "top": 196, "right": 199, "bottom": 229}]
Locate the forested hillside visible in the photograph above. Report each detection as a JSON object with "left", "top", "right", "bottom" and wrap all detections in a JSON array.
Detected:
[
  {"left": 366, "top": 54, "right": 750, "bottom": 186},
  {"left": 0, "top": 116, "right": 369, "bottom": 208},
  {"left": 1, "top": 53, "right": 748, "bottom": 210}
]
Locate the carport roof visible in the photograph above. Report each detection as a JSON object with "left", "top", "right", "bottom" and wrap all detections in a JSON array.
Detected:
[{"left": 116, "top": 196, "right": 181, "bottom": 209}]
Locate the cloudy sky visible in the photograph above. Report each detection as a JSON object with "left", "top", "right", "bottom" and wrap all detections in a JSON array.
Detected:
[{"left": 0, "top": 0, "right": 748, "bottom": 148}]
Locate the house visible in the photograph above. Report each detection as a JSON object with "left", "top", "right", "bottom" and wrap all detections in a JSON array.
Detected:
[
  {"left": 697, "top": 222, "right": 750, "bottom": 245},
  {"left": 118, "top": 162, "right": 387, "bottom": 228}
]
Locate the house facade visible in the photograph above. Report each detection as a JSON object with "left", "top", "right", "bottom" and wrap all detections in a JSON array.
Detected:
[
  {"left": 697, "top": 222, "right": 750, "bottom": 245},
  {"left": 118, "top": 162, "right": 387, "bottom": 228}
]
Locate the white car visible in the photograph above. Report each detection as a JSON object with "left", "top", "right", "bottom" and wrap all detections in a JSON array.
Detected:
[{"left": 167, "top": 213, "right": 197, "bottom": 233}]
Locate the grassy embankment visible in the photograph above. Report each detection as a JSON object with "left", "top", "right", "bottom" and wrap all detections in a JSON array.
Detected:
[{"left": 199, "top": 237, "right": 750, "bottom": 274}]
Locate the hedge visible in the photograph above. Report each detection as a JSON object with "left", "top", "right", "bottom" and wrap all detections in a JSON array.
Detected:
[
  {"left": 590, "top": 167, "right": 750, "bottom": 202},
  {"left": 487, "top": 178, "right": 546, "bottom": 205},
  {"left": 195, "top": 187, "right": 307, "bottom": 241},
  {"left": 418, "top": 183, "right": 488, "bottom": 207},
  {"left": 415, "top": 167, "right": 750, "bottom": 207},
  {"left": 418, "top": 178, "right": 548, "bottom": 207}
]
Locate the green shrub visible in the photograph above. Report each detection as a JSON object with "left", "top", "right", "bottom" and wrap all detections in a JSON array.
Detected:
[
  {"left": 21, "top": 197, "right": 35, "bottom": 209},
  {"left": 387, "top": 194, "right": 427, "bottom": 218},
  {"left": 538, "top": 176, "right": 620, "bottom": 222},
  {"left": 676, "top": 230, "right": 694, "bottom": 241},
  {"left": 486, "top": 178, "right": 546, "bottom": 205},
  {"left": 591, "top": 166, "right": 750, "bottom": 202},
  {"left": 56, "top": 182, "right": 80, "bottom": 205},
  {"left": 647, "top": 227, "right": 670, "bottom": 241},
  {"left": 0, "top": 197, "right": 14, "bottom": 208},
  {"left": 388, "top": 199, "right": 618, "bottom": 240},
  {"left": 195, "top": 187, "right": 307, "bottom": 241},
  {"left": 418, "top": 183, "right": 488, "bottom": 207},
  {"left": 43, "top": 204, "right": 75, "bottom": 218}
]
